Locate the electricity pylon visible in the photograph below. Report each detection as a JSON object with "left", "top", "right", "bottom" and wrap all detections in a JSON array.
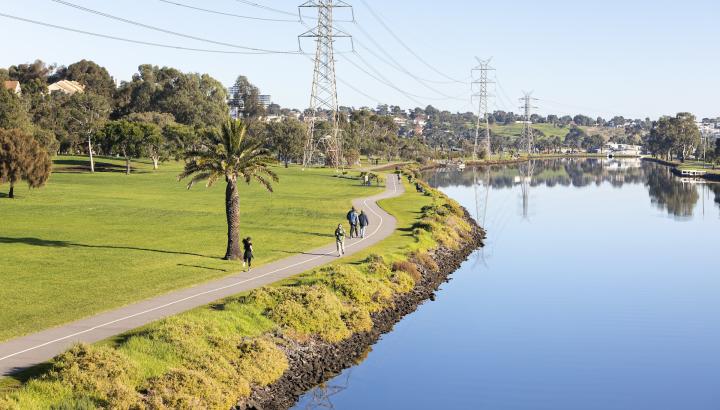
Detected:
[
  {"left": 298, "top": 0, "right": 353, "bottom": 169},
  {"left": 519, "top": 91, "right": 538, "bottom": 154},
  {"left": 471, "top": 57, "right": 494, "bottom": 159}
]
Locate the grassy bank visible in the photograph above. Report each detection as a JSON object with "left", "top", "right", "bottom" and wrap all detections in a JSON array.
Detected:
[
  {"left": 0, "top": 156, "right": 382, "bottom": 341},
  {"left": 0, "top": 170, "right": 476, "bottom": 410}
]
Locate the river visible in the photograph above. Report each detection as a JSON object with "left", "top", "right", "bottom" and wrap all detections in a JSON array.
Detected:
[{"left": 293, "top": 158, "right": 720, "bottom": 410}]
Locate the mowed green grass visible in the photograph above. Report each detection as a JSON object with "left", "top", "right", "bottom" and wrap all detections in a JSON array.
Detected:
[
  {"left": 0, "top": 156, "right": 381, "bottom": 341},
  {"left": 489, "top": 123, "right": 570, "bottom": 139}
]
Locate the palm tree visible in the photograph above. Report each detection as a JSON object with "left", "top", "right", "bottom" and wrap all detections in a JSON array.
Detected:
[{"left": 179, "top": 119, "right": 278, "bottom": 260}]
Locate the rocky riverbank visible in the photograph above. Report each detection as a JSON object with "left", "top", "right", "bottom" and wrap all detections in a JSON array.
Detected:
[{"left": 236, "top": 209, "right": 484, "bottom": 410}]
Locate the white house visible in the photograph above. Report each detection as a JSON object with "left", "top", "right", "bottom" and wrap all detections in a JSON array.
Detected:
[{"left": 47, "top": 80, "right": 85, "bottom": 95}]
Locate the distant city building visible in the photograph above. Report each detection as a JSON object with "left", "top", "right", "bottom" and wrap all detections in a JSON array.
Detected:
[
  {"left": 3, "top": 80, "right": 21, "bottom": 95},
  {"left": 48, "top": 80, "right": 85, "bottom": 95},
  {"left": 258, "top": 94, "right": 272, "bottom": 108}
]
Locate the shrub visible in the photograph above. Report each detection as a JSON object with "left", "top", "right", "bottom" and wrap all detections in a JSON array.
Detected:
[
  {"left": 340, "top": 307, "right": 373, "bottom": 334},
  {"left": 236, "top": 339, "right": 288, "bottom": 386},
  {"left": 392, "top": 260, "right": 421, "bottom": 284},
  {"left": 249, "top": 285, "right": 357, "bottom": 343},
  {"left": 320, "top": 265, "right": 393, "bottom": 312},
  {"left": 144, "top": 368, "right": 243, "bottom": 410},
  {"left": 413, "top": 252, "right": 439, "bottom": 272},
  {"left": 365, "top": 254, "right": 385, "bottom": 265},
  {"left": 43, "top": 344, "right": 140, "bottom": 409},
  {"left": 390, "top": 270, "right": 415, "bottom": 293},
  {"left": 443, "top": 201, "right": 464, "bottom": 216}
]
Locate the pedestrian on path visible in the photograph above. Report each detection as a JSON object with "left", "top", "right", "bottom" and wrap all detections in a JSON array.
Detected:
[
  {"left": 358, "top": 210, "right": 369, "bottom": 238},
  {"left": 242, "top": 237, "right": 254, "bottom": 272},
  {"left": 347, "top": 207, "right": 359, "bottom": 238},
  {"left": 335, "top": 224, "right": 346, "bottom": 256}
]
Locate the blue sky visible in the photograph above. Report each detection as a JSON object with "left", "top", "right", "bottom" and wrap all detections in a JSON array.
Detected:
[{"left": 1, "top": 0, "right": 718, "bottom": 119}]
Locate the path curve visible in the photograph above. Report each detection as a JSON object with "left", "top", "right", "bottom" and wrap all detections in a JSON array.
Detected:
[{"left": 0, "top": 174, "right": 404, "bottom": 376}]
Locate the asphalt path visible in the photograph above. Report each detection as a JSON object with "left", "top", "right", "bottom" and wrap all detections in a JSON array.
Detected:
[{"left": 0, "top": 174, "right": 404, "bottom": 376}]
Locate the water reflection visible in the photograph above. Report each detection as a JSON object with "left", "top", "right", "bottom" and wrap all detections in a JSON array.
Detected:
[
  {"left": 292, "top": 158, "right": 720, "bottom": 410},
  {"left": 425, "top": 158, "right": 718, "bottom": 219},
  {"left": 299, "top": 370, "right": 352, "bottom": 410}
]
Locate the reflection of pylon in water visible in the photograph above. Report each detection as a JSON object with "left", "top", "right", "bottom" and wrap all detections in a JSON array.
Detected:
[
  {"left": 472, "top": 167, "right": 491, "bottom": 268},
  {"left": 519, "top": 160, "right": 535, "bottom": 219},
  {"left": 305, "top": 370, "right": 352, "bottom": 409}
]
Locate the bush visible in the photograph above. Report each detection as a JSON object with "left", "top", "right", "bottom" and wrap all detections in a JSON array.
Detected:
[
  {"left": 248, "top": 285, "right": 357, "bottom": 343},
  {"left": 320, "top": 265, "right": 393, "bottom": 312},
  {"left": 236, "top": 339, "right": 288, "bottom": 387},
  {"left": 392, "top": 260, "right": 421, "bottom": 284},
  {"left": 144, "top": 368, "right": 242, "bottom": 410},
  {"left": 43, "top": 344, "right": 140, "bottom": 409},
  {"left": 413, "top": 252, "right": 439, "bottom": 272}
]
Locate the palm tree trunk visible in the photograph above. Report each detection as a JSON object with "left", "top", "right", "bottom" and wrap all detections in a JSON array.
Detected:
[{"left": 224, "top": 178, "right": 241, "bottom": 260}]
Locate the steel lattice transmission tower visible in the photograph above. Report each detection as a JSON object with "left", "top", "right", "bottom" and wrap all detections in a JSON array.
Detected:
[
  {"left": 471, "top": 57, "right": 494, "bottom": 159},
  {"left": 298, "top": 0, "right": 353, "bottom": 169},
  {"left": 519, "top": 91, "right": 538, "bottom": 154}
]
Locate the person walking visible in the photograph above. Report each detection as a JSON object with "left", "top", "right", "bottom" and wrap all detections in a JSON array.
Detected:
[
  {"left": 335, "top": 224, "right": 346, "bottom": 256},
  {"left": 242, "top": 237, "right": 254, "bottom": 272},
  {"left": 346, "top": 207, "right": 359, "bottom": 238},
  {"left": 358, "top": 210, "right": 369, "bottom": 238}
]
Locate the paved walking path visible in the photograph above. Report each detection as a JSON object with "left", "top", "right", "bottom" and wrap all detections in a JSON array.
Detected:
[{"left": 0, "top": 174, "right": 404, "bottom": 377}]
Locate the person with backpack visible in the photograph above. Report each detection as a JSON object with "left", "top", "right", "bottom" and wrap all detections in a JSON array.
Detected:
[
  {"left": 346, "top": 207, "right": 359, "bottom": 238},
  {"left": 335, "top": 224, "right": 346, "bottom": 256},
  {"left": 358, "top": 210, "right": 370, "bottom": 238}
]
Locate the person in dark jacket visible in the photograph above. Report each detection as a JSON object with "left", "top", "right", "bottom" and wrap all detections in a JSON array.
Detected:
[
  {"left": 335, "top": 224, "right": 346, "bottom": 256},
  {"left": 346, "top": 207, "right": 359, "bottom": 238},
  {"left": 242, "top": 237, "right": 254, "bottom": 272},
  {"left": 358, "top": 210, "right": 370, "bottom": 238}
]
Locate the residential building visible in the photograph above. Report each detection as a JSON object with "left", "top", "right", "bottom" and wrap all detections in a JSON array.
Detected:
[
  {"left": 3, "top": 80, "right": 21, "bottom": 95},
  {"left": 47, "top": 80, "right": 85, "bottom": 95},
  {"left": 258, "top": 94, "right": 272, "bottom": 108}
]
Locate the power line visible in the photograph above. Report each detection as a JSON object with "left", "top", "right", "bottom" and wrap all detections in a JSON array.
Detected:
[
  {"left": 534, "top": 98, "right": 626, "bottom": 118},
  {"left": 299, "top": 54, "right": 384, "bottom": 110},
  {"left": 0, "top": 12, "right": 286, "bottom": 55},
  {"left": 233, "top": 0, "right": 297, "bottom": 17},
  {"left": 344, "top": 52, "right": 449, "bottom": 106},
  {"left": 157, "top": 0, "right": 299, "bottom": 22},
  {"left": 349, "top": 21, "right": 468, "bottom": 86},
  {"left": 339, "top": 53, "right": 423, "bottom": 107},
  {"left": 360, "top": 0, "right": 467, "bottom": 85},
  {"left": 494, "top": 75, "right": 517, "bottom": 112},
  {"left": 351, "top": 45, "right": 466, "bottom": 101},
  {"left": 347, "top": 29, "right": 466, "bottom": 101},
  {"left": 49, "top": 0, "right": 300, "bottom": 54}
]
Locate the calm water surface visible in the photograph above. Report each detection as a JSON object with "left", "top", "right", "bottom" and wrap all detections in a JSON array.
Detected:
[{"left": 294, "top": 159, "right": 720, "bottom": 410}]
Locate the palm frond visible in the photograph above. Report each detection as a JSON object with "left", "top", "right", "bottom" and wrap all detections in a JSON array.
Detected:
[{"left": 185, "top": 171, "right": 217, "bottom": 190}]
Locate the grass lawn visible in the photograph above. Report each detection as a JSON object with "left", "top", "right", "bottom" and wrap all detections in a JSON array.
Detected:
[
  {"left": 0, "top": 156, "right": 381, "bottom": 341},
  {"left": 489, "top": 123, "right": 570, "bottom": 139},
  {"left": 0, "top": 169, "right": 462, "bottom": 408}
]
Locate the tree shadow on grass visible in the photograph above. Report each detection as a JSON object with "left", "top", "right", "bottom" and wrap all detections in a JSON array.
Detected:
[
  {"left": 177, "top": 263, "right": 228, "bottom": 272},
  {"left": 0, "top": 237, "right": 218, "bottom": 259},
  {"left": 53, "top": 159, "right": 146, "bottom": 174}
]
